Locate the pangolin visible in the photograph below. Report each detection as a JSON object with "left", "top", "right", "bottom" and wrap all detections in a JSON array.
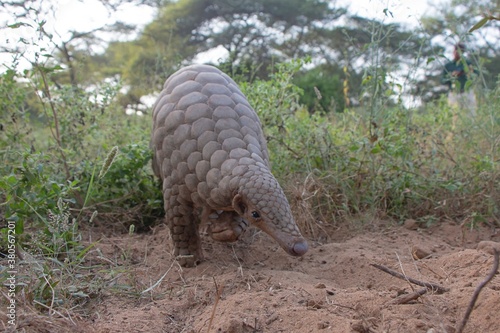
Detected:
[{"left": 151, "top": 64, "right": 308, "bottom": 267}]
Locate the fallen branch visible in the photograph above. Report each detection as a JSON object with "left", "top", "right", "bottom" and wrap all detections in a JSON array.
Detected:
[
  {"left": 371, "top": 263, "right": 449, "bottom": 294},
  {"left": 456, "top": 249, "right": 499, "bottom": 333},
  {"left": 390, "top": 288, "right": 428, "bottom": 304}
]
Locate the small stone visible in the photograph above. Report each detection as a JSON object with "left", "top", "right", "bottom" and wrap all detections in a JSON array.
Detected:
[
  {"left": 404, "top": 219, "right": 419, "bottom": 230},
  {"left": 317, "top": 321, "right": 330, "bottom": 329},
  {"left": 412, "top": 246, "right": 431, "bottom": 260},
  {"left": 351, "top": 321, "right": 368, "bottom": 332},
  {"left": 307, "top": 300, "right": 324, "bottom": 309},
  {"left": 314, "top": 283, "right": 326, "bottom": 289}
]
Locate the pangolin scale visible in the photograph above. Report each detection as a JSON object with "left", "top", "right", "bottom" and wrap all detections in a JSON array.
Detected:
[{"left": 151, "top": 64, "right": 308, "bottom": 267}]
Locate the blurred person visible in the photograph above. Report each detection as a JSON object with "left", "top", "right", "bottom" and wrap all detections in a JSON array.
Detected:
[{"left": 441, "top": 42, "right": 477, "bottom": 117}]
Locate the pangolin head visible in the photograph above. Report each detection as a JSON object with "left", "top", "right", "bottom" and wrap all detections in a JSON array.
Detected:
[{"left": 232, "top": 171, "right": 308, "bottom": 257}]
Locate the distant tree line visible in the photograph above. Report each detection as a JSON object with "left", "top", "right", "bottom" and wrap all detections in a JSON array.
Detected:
[{"left": 1, "top": 0, "right": 498, "bottom": 112}]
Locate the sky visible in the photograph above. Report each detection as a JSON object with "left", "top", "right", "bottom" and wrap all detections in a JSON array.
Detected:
[
  {"left": 1, "top": 0, "right": 497, "bottom": 110},
  {"left": 0, "top": 0, "right": 441, "bottom": 111},
  {"left": 196, "top": 0, "right": 434, "bottom": 62},
  {"left": 339, "top": 0, "right": 431, "bottom": 26},
  {"left": 46, "top": 0, "right": 155, "bottom": 41},
  {"left": 0, "top": 0, "right": 155, "bottom": 70},
  {"left": 52, "top": 0, "right": 433, "bottom": 33},
  {"left": 1, "top": 0, "right": 433, "bottom": 70}
]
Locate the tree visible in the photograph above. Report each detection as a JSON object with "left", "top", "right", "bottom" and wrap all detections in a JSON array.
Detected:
[
  {"left": 94, "top": 0, "right": 347, "bottom": 108},
  {"left": 0, "top": 0, "right": 158, "bottom": 86}
]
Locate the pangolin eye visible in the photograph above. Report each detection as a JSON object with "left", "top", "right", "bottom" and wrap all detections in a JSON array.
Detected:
[{"left": 251, "top": 211, "right": 260, "bottom": 219}]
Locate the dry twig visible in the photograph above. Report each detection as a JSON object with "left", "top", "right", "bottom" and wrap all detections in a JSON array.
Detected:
[
  {"left": 371, "top": 263, "right": 449, "bottom": 294},
  {"left": 206, "top": 277, "right": 224, "bottom": 333},
  {"left": 456, "top": 249, "right": 499, "bottom": 333},
  {"left": 141, "top": 259, "right": 177, "bottom": 294},
  {"left": 390, "top": 288, "right": 428, "bottom": 305}
]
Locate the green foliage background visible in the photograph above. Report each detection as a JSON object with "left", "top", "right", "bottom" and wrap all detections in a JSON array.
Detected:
[{"left": 2, "top": 57, "right": 498, "bottom": 250}]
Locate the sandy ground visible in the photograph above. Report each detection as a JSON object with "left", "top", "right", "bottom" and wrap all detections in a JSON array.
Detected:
[{"left": 2, "top": 216, "right": 500, "bottom": 333}]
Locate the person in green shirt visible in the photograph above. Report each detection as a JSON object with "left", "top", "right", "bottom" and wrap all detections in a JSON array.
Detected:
[{"left": 441, "top": 43, "right": 477, "bottom": 116}]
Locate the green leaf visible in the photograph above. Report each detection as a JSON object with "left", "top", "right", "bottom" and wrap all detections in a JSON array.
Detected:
[
  {"left": 76, "top": 240, "right": 100, "bottom": 261},
  {"left": 37, "top": 65, "right": 63, "bottom": 74},
  {"left": 6, "top": 175, "right": 18, "bottom": 186},
  {"left": 15, "top": 220, "right": 24, "bottom": 235},
  {"left": 469, "top": 17, "right": 490, "bottom": 33},
  {"left": 370, "top": 145, "right": 382, "bottom": 154},
  {"left": 71, "top": 291, "right": 90, "bottom": 298},
  {"left": 362, "top": 75, "right": 372, "bottom": 85},
  {"left": 7, "top": 214, "right": 19, "bottom": 222},
  {"left": 348, "top": 144, "right": 360, "bottom": 152},
  {"left": 8, "top": 22, "right": 32, "bottom": 29}
]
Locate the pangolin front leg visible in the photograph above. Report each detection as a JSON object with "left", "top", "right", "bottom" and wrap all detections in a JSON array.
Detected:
[
  {"left": 205, "top": 210, "right": 249, "bottom": 242},
  {"left": 167, "top": 196, "right": 202, "bottom": 267}
]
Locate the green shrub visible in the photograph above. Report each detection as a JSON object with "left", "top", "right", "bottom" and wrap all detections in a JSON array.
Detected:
[
  {"left": 1, "top": 150, "right": 80, "bottom": 251},
  {"left": 77, "top": 143, "right": 164, "bottom": 231},
  {"left": 0, "top": 59, "right": 162, "bottom": 254},
  {"left": 240, "top": 60, "right": 499, "bottom": 230}
]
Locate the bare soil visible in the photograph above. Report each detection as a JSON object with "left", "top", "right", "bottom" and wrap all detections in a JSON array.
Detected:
[{"left": 2, "top": 216, "right": 500, "bottom": 333}]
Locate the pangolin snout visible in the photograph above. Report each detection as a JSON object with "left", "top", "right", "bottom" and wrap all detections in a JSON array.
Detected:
[
  {"left": 290, "top": 239, "right": 308, "bottom": 256},
  {"left": 259, "top": 223, "right": 309, "bottom": 258}
]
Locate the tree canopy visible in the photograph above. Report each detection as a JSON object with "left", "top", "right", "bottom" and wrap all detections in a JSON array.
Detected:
[{"left": 2, "top": 0, "right": 498, "bottom": 111}]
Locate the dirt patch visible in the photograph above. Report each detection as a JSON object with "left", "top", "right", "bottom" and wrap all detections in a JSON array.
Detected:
[{"left": 2, "top": 218, "right": 500, "bottom": 333}]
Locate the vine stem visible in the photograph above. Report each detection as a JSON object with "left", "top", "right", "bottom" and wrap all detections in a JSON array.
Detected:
[
  {"left": 36, "top": 65, "right": 84, "bottom": 206},
  {"left": 37, "top": 65, "right": 71, "bottom": 182}
]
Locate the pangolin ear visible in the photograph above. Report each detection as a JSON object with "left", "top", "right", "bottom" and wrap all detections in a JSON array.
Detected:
[{"left": 232, "top": 194, "right": 247, "bottom": 216}]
